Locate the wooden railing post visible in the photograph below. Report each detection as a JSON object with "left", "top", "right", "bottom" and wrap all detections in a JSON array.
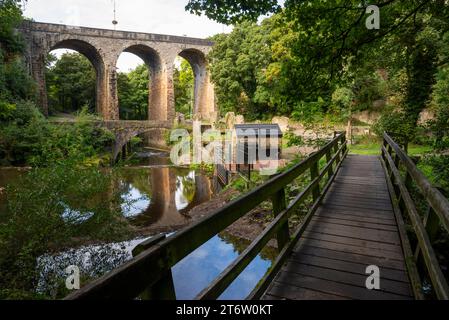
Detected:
[
  {"left": 65, "top": 133, "right": 349, "bottom": 300},
  {"left": 414, "top": 204, "right": 441, "bottom": 278},
  {"left": 310, "top": 161, "right": 320, "bottom": 202},
  {"left": 382, "top": 132, "right": 449, "bottom": 300},
  {"left": 132, "top": 235, "right": 177, "bottom": 300},
  {"left": 271, "top": 188, "right": 290, "bottom": 251},
  {"left": 325, "top": 149, "right": 333, "bottom": 181},
  {"left": 333, "top": 141, "right": 341, "bottom": 165}
]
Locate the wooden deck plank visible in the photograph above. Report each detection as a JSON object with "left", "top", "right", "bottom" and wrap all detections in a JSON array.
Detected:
[
  {"left": 279, "top": 262, "right": 412, "bottom": 296},
  {"left": 315, "top": 208, "right": 396, "bottom": 222},
  {"left": 287, "top": 254, "right": 410, "bottom": 282},
  {"left": 264, "top": 283, "right": 350, "bottom": 300},
  {"left": 263, "top": 155, "right": 413, "bottom": 300},
  {"left": 311, "top": 216, "right": 399, "bottom": 232},
  {"left": 302, "top": 232, "right": 404, "bottom": 256},
  {"left": 306, "top": 222, "right": 401, "bottom": 245},
  {"left": 295, "top": 237, "right": 405, "bottom": 261},
  {"left": 292, "top": 244, "right": 407, "bottom": 270},
  {"left": 274, "top": 272, "right": 411, "bottom": 300}
]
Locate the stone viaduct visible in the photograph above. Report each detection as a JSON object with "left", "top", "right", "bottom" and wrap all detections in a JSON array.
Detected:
[{"left": 19, "top": 21, "right": 216, "bottom": 123}]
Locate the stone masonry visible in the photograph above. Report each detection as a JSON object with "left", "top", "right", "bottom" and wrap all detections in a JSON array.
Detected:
[{"left": 19, "top": 21, "right": 216, "bottom": 122}]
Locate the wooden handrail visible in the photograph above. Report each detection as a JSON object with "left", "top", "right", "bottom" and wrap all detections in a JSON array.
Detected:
[
  {"left": 65, "top": 133, "right": 347, "bottom": 300},
  {"left": 383, "top": 133, "right": 449, "bottom": 232},
  {"left": 381, "top": 132, "right": 449, "bottom": 300}
]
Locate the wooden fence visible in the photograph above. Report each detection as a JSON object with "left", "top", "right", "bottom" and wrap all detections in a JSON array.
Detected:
[
  {"left": 381, "top": 132, "right": 449, "bottom": 300},
  {"left": 65, "top": 133, "right": 347, "bottom": 300}
]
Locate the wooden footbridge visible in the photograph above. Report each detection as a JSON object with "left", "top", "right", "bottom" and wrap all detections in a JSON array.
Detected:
[{"left": 66, "top": 133, "right": 449, "bottom": 300}]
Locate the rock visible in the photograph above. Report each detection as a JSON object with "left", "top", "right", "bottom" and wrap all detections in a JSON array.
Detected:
[
  {"left": 418, "top": 109, "right": 436, "bottom": 125},
  {"left": 224, "top": 112, "right": 236, "bottom": 129},
  {"left": 235, "top": 115, "right": 244, "bottom": 124},
  {"left": 272, "top": 116, "right": 290, "bottom": 133},
  {"left": 372, "top": 99, "right": 387, "bottom": 110},
  {"left": 352, "top": 110, "right": 381, "bottom": 125}
]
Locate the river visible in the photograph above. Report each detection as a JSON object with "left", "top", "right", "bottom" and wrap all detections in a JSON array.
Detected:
[{"left": 0, "top": 149, "right": 275, "bottom": 299}]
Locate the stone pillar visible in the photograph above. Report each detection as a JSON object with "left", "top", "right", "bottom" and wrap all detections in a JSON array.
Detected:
[
  {"left": 31, "top": 51, "right": 49, "bottom": 116},
  {"left": 165, "top": 65, "right": 176, "bottom": 123},
  {"left": 196, "top": 69, "right": 216, "bottom": 121},
  {"left": 24, "top": 32, "right": 49, "bottom": 116},
  {"left": 149, "top": 64, "right": 171, "bottom": 122},
  {"left": 104, "top": 60, "right": 119, "bottom": 120}
]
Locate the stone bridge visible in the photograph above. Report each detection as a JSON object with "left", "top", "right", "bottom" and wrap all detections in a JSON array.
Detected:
[
  {"left": 50, "top": 119, "right": 177, "bottom": 161},
  {"left": 20, "top": 21, "right": 216, "bottom": 123},
  {"left": 102, "top": 120, "right": 174, "bottom": 160}
]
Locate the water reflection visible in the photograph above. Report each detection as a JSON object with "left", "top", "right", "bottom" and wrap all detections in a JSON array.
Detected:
[
  {"left": 0, "top": 165, "right": 214, "bottom": 230},
  {"left": 36, "top": 233, "right": 275, "bottom": 300},
  {"left": 1, "top": 150, "right": 268, "bottom": 299},
  {"left": 172, "top": 233, "right": 276, "bottom": 300},
  {"left": 118, "top": 167, "right": 213, "bottom": 228}
]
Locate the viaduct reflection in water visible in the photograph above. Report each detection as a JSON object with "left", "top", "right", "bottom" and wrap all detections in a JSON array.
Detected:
[{"left": 118, "top": 167, "right": 213, "bottom": 228}]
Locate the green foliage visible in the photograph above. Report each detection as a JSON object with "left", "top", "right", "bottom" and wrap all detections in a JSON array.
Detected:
[
  {"left": 284, "top": 132, "right": 304, "bottom": 148},
  {"left": 0, "top": 102, "right": 114, "bottom": 166},
  {"left": 186, "top": 0, "right": 280, "bottom": 25},
  {"left": 291, "top": 98, "right": 327, "bottom": 125},
  {"left": 372, "top": 107, "right": 417, "bottom": 142},
  {"left": 45, "top": 53, "right": 96, "bottom": 114},
  {"left": 0, "top": 0, "right": 24, "bottom": 54},
  {"left": 0, "top": 161, "right": 132, "bottom": 298},
  {"left": 330, "top": 87, "right": 354, "bottom": 121},
  {"left": 203, "top": 1, "right": 449, "bottom": 132},
  {"left": 0, "top": 1, "right": 35, "bottom": 109},
  {"left": 422, "top": 155, "right": 449, "bottom": 192},
  {"left": 117, "top": 64, "right": 149, "bottom": 120},
  {"left": 174, "top": 58, "right": 194, "bottom": 117},
  {"left": 428, "top": 65, "right": 449, "bottom": 151}
]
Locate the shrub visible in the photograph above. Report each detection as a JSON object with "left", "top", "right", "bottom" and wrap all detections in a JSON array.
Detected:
[
  {"left": 0, "top": 160, "right": 132, "bottom": 298},
  {"left": 373, "top": 107, "right": 417, "bottom": 143}
]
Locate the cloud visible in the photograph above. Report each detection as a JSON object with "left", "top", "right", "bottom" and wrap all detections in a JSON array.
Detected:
[
  {"left": 23, "top": 0, "right": 233, "bottom": 70},
  {"left": 23, "top": 0, "right": 232, "bottom": 37}
]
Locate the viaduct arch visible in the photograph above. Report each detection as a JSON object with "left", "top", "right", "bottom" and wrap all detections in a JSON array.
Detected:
[{"left": 20, "top": 21, "right": 216, "bottom": 122}]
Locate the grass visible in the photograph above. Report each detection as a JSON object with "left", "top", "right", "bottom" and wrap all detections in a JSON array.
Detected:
[{"left": 349, "top": 142, "right": 432, "bottom": 156}]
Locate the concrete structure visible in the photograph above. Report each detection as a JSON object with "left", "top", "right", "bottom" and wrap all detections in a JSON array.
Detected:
[{"left": 19, "top": 21, "right": 216, "bottom": 122}]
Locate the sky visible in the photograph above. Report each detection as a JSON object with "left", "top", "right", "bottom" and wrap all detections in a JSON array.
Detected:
[{"left": 22, "top": 0, "right": 234, "bottom": 71}]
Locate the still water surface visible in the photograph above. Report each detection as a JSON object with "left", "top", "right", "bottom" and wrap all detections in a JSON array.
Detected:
[{"left": 0, "top": 149, "right": 274, "bottom": 299}]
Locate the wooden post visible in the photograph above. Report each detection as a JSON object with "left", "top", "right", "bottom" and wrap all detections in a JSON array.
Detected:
[
  {"left": 310, "top": 161, "right": 320, "bottom": 202},
  {"left": 333, "top": 142, "right": 341, "bottom": 165},
  {"left": 414, "top": 204, "right": 441, "bottom": 277},
  {"left": 326, "top": 149, "right": 333, "bottom": 181},
  {"left": 271, "top": 187, "right": 290, "bottom": 251},
  {"left": 392, "top": 154, "right": 401, "bottom": 197},
  {"left": 132, "top": 235, "right": 177, "bottom": 300}
]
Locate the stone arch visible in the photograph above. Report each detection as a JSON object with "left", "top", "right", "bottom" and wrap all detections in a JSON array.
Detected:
[
  {"left": 176, "top": 48, "right": 215, "bottom": 120},
  {"left": 112, "top": 126, "right": 169, "bottom": 162},
  {"left": 116, "top": 44, "right": 168, "bottom": 121},
  {"left": 48, "top": 39, "right": 107, "bottom": 117}
]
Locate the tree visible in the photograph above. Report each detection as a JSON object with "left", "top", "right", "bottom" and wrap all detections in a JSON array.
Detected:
[
  {"left": 45, "top": 53, "right": 96, "bottom": 114},
  {"left": 331, "top": 87, "right": 355, "bottom": 143},
  {"left": 0, "top": 0, "right": 34, "bottom": 116},
  {"left": 173, "top": 58, "right": 194, "bottom": 118},
  {"left": 117, "top": 64, "right": 149, "bottom": 120},
  {"left": 208, "top": 19, "right": 276, "bottom": 119},
  {"left": 197, "top": 1, "right": 449, "bottom": 130},
  {"left": 186, "top": 0, "right": 280, "bottom": 24}
]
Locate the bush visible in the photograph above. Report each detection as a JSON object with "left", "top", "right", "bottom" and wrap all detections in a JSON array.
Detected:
[
  {"left": 0, "top": 160, "right": 132, "bottom": 299},
  {"left": 0, "top": 102, "right": 115, "bottom": 166},
  {"left": 373, "top": 107, "right": 417, "bottom": 143}
]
